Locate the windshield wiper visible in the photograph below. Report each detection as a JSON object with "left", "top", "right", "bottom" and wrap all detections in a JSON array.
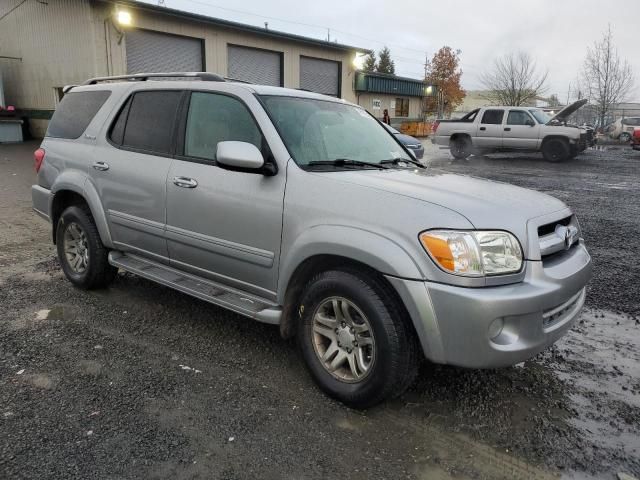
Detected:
[
  {"left": 380, "top": 157, "right": 425, "bottom": 168},
  {"left": 306, "top": 158, "right": 390, "bottom": 170}
]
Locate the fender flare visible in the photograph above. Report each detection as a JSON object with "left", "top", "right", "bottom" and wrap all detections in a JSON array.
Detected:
[
  {"left": 51, "top": 171, "right": 114, "bottom": 248},
  {"left": 277, "top": 225, "right": 424, "bottom": 304}
]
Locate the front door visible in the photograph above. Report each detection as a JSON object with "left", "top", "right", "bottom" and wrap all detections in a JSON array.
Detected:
[
  {"left": 502, "top": 109, "right": 541, "bottom": 149},
  {"left": 165, "top": 91, "right": 286, "bottom": 298},
  {"left": 90, "top": 89, "right": 184, "bottom": 262},
  {"left": 476, "top": 109, "right": 504, "bottom": 148}
]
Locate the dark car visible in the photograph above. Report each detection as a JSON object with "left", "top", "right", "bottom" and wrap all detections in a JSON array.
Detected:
[{"left": 383, "top": 124, "right": 424, "bottom": 159}]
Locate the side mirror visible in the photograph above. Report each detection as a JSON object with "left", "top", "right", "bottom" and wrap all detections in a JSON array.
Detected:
[
  {"left": 216, "top": 141, "right": 264, "bottom": 171},
  {"left": 526, "top": 119, "right": 536, "bottom": 127}
]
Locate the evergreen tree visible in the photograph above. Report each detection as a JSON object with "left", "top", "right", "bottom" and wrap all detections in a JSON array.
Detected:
[
  {"left": 363, "top": 52, "right": 377, "bottom": 73},
  {"left": 376, "top": 47, "right": 395, "bottom": 75}
]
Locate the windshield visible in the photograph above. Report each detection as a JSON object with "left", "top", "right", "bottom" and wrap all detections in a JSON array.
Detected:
[
  {"left": 260, "top": 96, "right": 411, "bottom": 167},
  {"left": 529, "top": 109, "right": 552, "bottom": 124}
]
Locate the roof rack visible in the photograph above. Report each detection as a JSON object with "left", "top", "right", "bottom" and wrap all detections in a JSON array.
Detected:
[{"left": 82, "top": 72, "right": 225, "bottom": 85}]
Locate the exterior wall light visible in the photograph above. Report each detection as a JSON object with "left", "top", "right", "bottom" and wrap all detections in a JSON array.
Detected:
[
  {"left": 116, "top": 10, "right": 132, "bottom": 26},
  {"left": 353, "top": 53, "right": 366, "bottom": 70}
]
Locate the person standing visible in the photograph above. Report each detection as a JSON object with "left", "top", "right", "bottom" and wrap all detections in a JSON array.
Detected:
[{"left": 382, "top": 109, "right": 391, "bottom": 125}]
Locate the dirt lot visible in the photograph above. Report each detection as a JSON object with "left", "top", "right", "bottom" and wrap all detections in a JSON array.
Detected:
[{"left": 1, "top": 141, "right": 639, "bottom": 480}]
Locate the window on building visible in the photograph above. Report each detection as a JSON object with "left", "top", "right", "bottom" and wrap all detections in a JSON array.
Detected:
[
  {"left": 506, "top": 110, "right": 534, "bottom": 126},
  {"left": 481, "top": 109, "right": 504, "bottom": 125},
  {"left": 395, "top": 98, "right": 409, "bottom": 117},
  {"left": 184, "top": 92, "right": 262, "bottom": 161},
  {"left": 46, "top": 90, "right": 111, "bottom": 139},
  {"left": 114, "top": 91, "right": 182, "bottom": 154}
]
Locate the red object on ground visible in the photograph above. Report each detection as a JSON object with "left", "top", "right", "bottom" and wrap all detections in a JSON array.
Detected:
[
  {"left": 632, "top": 128, "right": 640, "bottom": 150},
  {"left": 34, "top": 148, "right": 46, "bottom": 173}
]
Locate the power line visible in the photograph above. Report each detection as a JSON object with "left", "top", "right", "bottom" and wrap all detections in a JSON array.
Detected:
[{"left": 158, "top": 0, "right": 429, "bottom": 55}]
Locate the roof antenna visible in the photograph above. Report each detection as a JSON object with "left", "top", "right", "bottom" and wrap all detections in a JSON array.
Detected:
[{"left": 264, "top": 22, "right": 268, "bottom": 30}]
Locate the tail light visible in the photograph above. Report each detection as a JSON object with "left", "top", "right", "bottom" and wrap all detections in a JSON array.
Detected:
[
  {"left": 34, "top": 148, "right": 45, "bottom": 173},
  {"left": 432, "top": 120, "right": 440, "bottom": 134}
]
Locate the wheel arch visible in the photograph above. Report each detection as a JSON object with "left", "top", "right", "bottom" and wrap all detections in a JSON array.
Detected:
[{"left": 50, "top": 176, "right": 112, "bottom": 247}]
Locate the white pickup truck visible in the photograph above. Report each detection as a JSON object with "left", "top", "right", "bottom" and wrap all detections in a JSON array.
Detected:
[{"left": 432, "top": 99, "right": 588, "bottom": 162}]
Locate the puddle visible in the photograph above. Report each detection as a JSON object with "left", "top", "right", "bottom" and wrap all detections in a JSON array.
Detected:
[{"left": 548, "top": 308, "right": 640, "bottom": 461}]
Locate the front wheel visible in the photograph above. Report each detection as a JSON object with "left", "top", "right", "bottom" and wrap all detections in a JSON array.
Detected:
[
  {"left": 542, "top": 138, "right": 570, "bottom": 162},
  {"left": 297, "top": 269, "right": 418, "bottom": 409},
  {"left": 619, "top": 132, "right": 631, "bottom": 143},
  {"left": 56, "top": 205, "right": 117, "bottom": 289}
]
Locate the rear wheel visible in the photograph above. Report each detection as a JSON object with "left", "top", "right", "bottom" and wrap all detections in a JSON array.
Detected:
[
  {"left": 619, "top": 132, "right": 631, "bottom": 143},
  {"left": 542, "top": 138, "right": 570, "bottom": 162},
  {"left": 297, "top": 269, "right": 419, "bottom": 409},
  {"left": 450, "top": 136, "right": 472, "bottom": 159},
  {"left": 56, "top": 205, "right": 117, "bottom": 289}
]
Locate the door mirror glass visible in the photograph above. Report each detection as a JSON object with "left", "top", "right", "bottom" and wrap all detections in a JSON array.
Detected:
[{"left": 216, "top": 141, "right": 265, "bottom": 170}]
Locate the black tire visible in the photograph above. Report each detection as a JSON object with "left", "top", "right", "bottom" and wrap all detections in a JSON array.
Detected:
[
  {"left": 56, "top": 205, "right": 117, "bottom": 289},
  {"left": 297, "top": 269, "right": 419, "bottom": 409},
  {"left": 542, "top": 138, "right": 570, "bottom": 162},
  {"left": 450, "top": 136, "right": 472, "bottom": 159},
  {"left": 619, "top": 132, "right": 631, "bottom": 143}
]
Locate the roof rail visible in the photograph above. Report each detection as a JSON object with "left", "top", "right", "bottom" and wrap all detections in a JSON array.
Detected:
[
  {"left": 82, "top": 72, "right": 225, "bottom": 85},
  {"left": 223, "top": 76, "right": 253, "bottom": 84}
]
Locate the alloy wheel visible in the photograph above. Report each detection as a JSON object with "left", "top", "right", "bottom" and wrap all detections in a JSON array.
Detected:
[
  {"left": 63, "top": 222, "right": 89, "bottom": 273},
  {"left": 311, "top": 297, "right": 375, "bottom": 383}
]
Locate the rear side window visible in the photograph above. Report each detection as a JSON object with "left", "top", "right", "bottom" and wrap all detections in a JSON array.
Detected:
[
  {"left": 481, "top": 109, "right": 504, "bottom": 125},
  {"left": 110, "top": 90, "right": 182, "bottom": 155},
  {"left": 47, "top": 90, "right": 111, "bottom": 139}
]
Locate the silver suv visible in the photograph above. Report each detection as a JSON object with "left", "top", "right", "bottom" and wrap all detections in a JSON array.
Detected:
[{"left": 32, "top": 72, "right": 592, "bottom": 408}]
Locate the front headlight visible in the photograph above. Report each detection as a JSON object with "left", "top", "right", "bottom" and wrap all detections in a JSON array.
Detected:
[{"left": 419, "top": 230, "right": 523, "bottom": 277}]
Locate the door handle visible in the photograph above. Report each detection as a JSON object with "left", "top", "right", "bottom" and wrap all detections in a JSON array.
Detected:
[
  {"left": 479, "top": 127, "right": 486, "bottom": 131},
  {"left": 504, "top": 127, "right": 511, "bottom": 131},
  {"left": 92, "top": 161, "right": 109, "bottom": 171},
  {"left": 173, "top": 176, "right": 198, "bottom": 188}
]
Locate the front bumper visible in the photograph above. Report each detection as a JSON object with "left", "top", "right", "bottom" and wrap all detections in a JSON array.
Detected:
[{"left": 388, "top": 241, "right": 592, "bottom": 368}]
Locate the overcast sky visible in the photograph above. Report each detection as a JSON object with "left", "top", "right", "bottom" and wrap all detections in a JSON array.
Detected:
[{"left": 141, "top": 0, "right": 638, "bottom": 101}]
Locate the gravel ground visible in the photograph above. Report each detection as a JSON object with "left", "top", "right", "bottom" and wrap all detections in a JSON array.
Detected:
[{"left": 1, "top": 141, "right": 639, "bottom": 480}]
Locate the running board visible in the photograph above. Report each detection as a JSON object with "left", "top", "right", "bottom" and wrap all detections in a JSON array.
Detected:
[{"left": 108, "top": 251, "right": 282, "bottom": 325}]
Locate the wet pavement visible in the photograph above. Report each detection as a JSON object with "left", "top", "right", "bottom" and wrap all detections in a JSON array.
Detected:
[{"left": 1, "top": 141, "right": 639, "bottom": 479}]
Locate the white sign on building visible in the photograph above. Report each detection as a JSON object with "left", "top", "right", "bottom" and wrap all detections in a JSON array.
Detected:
[{"left": 372, "top": 98, "right": 381, "bottom": 110}]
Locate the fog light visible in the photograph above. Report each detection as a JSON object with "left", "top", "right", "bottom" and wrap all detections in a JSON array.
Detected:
[{"left": 488, "top": 318, "right": 504, "bottom": 340}]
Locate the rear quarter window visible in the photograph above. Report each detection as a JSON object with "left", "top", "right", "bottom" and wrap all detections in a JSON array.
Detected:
[{"left": 46, "top": 91, "right": 111, "bottom": 139}]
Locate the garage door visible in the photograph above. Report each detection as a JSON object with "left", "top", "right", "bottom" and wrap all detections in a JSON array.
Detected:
[
  {"left": 227, "top": 45, "right": 282, "bottom": 86},
  {"left": 300, "top": 57, "right": 340, "bottom": 96},
  {"left": 126, "top": 29, "right": 203, "bottom": 74}
]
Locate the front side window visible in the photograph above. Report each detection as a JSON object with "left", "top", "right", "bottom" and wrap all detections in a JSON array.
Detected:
[
  {"left": 507, "top": 110, "right": 534, "bottom": 126},
  {"left": 115, "top": 90, "right": 182, "bottom": 154},
  {"left": 395, "top": 98, "right": 409, "bottom": 117},
  {"left": 260, "top": 95, "right": 411, "bottom": 167},
  {"left": 529, "top": 109, "right": 551, "bottom": 124},
  {"left": 184, "top": 92, "right": 262, "bottom": 161},
  {"left": 481, "top": 110, "right": 504, "bottom": 125}
]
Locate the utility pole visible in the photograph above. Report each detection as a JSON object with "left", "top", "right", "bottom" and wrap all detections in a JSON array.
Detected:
[{"left": 422, "top": 52, "right": 429, "bottom": 122}]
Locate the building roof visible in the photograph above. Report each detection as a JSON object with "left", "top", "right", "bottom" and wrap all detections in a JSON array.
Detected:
[
  {"left": 354, "top": 71, "right": 425, "bottom": 97},
  {"left": 103, "top": 0, "right": 370, "bottom": 54}
]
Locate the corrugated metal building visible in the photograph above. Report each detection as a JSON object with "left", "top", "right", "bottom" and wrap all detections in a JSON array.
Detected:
[
  {"left": 355, "top": 72, "right": 426, "bottom": 122},
  {"left": 0, "top": 0, "right": 368, "bottom": 137}
]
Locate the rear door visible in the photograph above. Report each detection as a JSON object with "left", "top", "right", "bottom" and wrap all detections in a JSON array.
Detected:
[
  {"left": 476, "top": 109, "right": 504, "bottom": 148},
  {"left": 91, "top": 89, "right": 184, "bottom": 262},
  {"left": 502, "top": 109, "right": 540, "bottom": 149},
  {"left": 165, "top": 90, "right": 286, "bottom": 297}
]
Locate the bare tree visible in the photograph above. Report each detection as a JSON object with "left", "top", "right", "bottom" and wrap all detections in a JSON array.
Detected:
[
  {"left": 581, "top": 26, "right": 634, "bottom": 127},
  {"left": 480, "top": 52, "right": 548, "bottom": 106}
]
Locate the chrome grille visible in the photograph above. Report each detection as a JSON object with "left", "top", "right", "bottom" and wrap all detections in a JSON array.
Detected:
[{"left": 538, "top": 215, "right": 579, "bottom": 259}]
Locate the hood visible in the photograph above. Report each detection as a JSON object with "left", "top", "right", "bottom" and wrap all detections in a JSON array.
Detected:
[
  {"left": 324, "top": 168, "right": 567, "bottom": 244},
  {"left": 547, "top": 99, "right": 588, "bottom": 124},
  {"left": 394, "top": 133, "right": 421, "bottom": 146}
]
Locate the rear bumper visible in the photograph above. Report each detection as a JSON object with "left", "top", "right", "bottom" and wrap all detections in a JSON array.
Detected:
[
  {"left": 32, "top": 184, "right": 52, "bottom": 222},
  {"left": 388, "top": 241, "right": 592, "bottom": 368}
]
